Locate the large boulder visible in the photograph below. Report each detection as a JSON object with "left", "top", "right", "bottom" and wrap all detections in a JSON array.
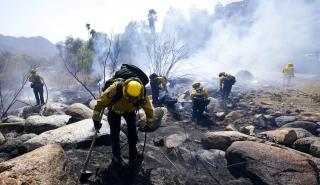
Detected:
[
  {"left": 261, "top": 128, "right": 313, "bottom": 145},
  {"left": 0, "top": 132, "right": 5, "bottom": 145},
  {"left": 2, "top": 115, "right": 25, "bottom": 123},
  {"left": 0, "top": 133, "right": 37, "bottom": 153},
  {"left": 0, "top": 144, "right": 78, "bottom": 185},
  {"left": 225, "top": 110, "right": 245, "bottom": 122},
  {"left": 137, "top": 107, "right": 166, "bottom": 132},
  {"left": 22, "top": 119, "right": 110, "bottom": 151},
  {"left": 65, "top": 103, "right": 93, "bottom": 123},
  {"left": 201, "top": 131, "right": 256, "bottom": 151},
  {"left": 25, "top": 115, "right": 71, "bottom": 134},
  {"left": 164, "top": 132, "right": 188, "bottom": 152},
  {"left": 8, "top": 105, "right": 42, "bottom": 118},
  {"left": 275, "top": 116, "right": 296, "bottom": 127},
  {"left": 293, "top": 137, "right": 320, "bottom": 153},
  {"left": 42, "top": 102, "right": 68, "bottom": 116},
  {"left": 297, "top": 112, "right": 320, "bottom": 122},
  {"left": 226, "top": 141, "right": 319, "bottom": 185},
  {"left": 281, "top": 121, "right": 319, "bottom": 134},
  {"left": 0, "top": 122, "right": 25, "bottom": 134}
]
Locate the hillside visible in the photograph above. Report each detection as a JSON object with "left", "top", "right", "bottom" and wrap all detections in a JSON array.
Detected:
[{"left": 0, "top": 34, "right": 57, "bottom": 58}]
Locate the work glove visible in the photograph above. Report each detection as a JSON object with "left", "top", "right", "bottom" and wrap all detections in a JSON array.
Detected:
[
  {"left": 93, "top": 120, "right": 102, "bottom": 131},
  {"left": 141, "top": 119, "right": 152, "bottom": 132}
]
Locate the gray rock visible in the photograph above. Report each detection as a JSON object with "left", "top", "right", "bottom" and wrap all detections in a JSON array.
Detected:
[
  {"left": 0, "top": 122, "right": 25, "bottom": 134},
  {"left": 153, "top": 136, "right": 164, "bottom": 147},
  {"left": 226, "top": 141, "right": 319, "bottom": 185},
  {"left": 240, "top": 125, "right": 255, "bottom": 136},
  {"left": 253, "top": 114, "right": 267, "bottom": 128},
  {"left": 0, "top": 152, "right": 11, "bottom": 163},
  {"left": 42, "top": 102, "right": 68, "bottom": 116},
  {"left": 10, "top": 106, "right": 42, "bottom": 118},
  {"left": 275, "top": 116, "right": 296, "bottom": 127},
  {"left": 226, "top": 178, "right": 253, "bottom": 185},
  {"left": 293, "top": 137, "right": 320, "bottom": 153},
  {"left": 215, "top": 112, "right": 226, "bottom": 121},
  {"left": 261, "top": 128, "right": 313, "bottom": 145},
  {"left": 0, "top": 133, "right": 37, "bottom": 153},
  {"left": 137, "top": 107, "right": 166, "bottom": 132},
  {"left": 0, "top": 144, "right": 78, "bottom": 185},
  {"left": 225, "top": 110, "right": 245, "bottom": 122},
  {"left": 201, "top": 131, "right": 256, "bottom": 151},
  {"left": 164, "top": 132, "right": 188, "bottom": 152},
  {"left": 23, "top": 119, "right": 110, "bottom": 151},
  {"left": 310, "top": 141, "right": 320, "bottom": 158},
  {"left": 65, "top": 103, "right": 93, "bottom": 123},
  {"left": 297, "top": 112, "right": 320, "bottom": 122},
  {"left": 2, "top": 115, "right": 25, "bottom": 123},
  {"left": 225, "top": 124, "right": 238, "bottom": 131},
  {"left": 25, "top": 115, "right": 71, "bottom": 134},
  {"left": 281, "top": 121, "right": 319, "bottom": 134},
  {"left": 0, "top": 132, "right": 5, "bottom": 145}
]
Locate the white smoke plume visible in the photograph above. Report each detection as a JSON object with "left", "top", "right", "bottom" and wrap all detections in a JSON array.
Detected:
[{"left": 165, "top": 0, "right": 320, "bottom": 81}]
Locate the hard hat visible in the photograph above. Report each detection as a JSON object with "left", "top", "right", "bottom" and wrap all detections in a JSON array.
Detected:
[
  {"left": 123, "top": 80, "right": 142, "bottom": 98},
  {"left": 287, "top": 63, "right": 294, "bottom": 67},
  {"left": 149, "top": 73, "right": 158, "bottom": 79},
  {"left": 218, "top": 72, "right": 225, "bottom": 77},
  {"left": 31, "top": 68, "right": 36, "bottom": 74},
  {"left": 192, "top": 82, "right": 200, "bottom": 88}
]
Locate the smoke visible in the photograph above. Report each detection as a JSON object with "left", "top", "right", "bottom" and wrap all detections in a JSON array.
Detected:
[{"left": 163, "top": 0, "right": 320, "bottom": 81}]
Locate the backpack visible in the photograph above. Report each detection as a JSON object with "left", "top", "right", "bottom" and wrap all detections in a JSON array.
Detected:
[
  {"left": 102, "top": 64, "right": 149, "bottom": 103},
  {"left": 224, "top": 75, "right": 236, "bottom": 85}
]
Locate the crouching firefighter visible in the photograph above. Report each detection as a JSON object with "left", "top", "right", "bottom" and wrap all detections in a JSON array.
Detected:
[
  {"left": 92, "top": 77, "right": 153, "bottom": 167},
  {"left": 219, "top": 72, "right": 236, "bottom": 100},
  {"left": 29, "top": 68, "right": 45, "bottom": 105},
  {"left": 149, "top": 73, "right": 168, "bottom": 107},
  {"left": 191, "top": 82, "right": 208, "bottom": 124}
]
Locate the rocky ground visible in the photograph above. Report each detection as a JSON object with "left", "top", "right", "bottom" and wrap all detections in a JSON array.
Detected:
[{"left": 0, "top": 79, "right": 320, "bottom": 185}]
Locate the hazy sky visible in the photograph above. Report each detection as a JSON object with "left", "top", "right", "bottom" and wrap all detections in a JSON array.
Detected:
[{"left": 0, "top": 0, "right": 239, "bottom": 43}]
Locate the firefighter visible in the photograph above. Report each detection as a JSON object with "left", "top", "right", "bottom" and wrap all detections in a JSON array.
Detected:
[
  {"left": 92, "top": 77, "right": 153, "bottom": 167},
  {"left": 28, "top": 69, "right": 45, "bottom": 105},
  {"left": 191, "top": 82, "right": 208, "bottom": 123},
  {"left": 149, "top": 73, "right": 168, "bottom": 107},
  {"left": 282, "top": 63, "right": 295, "bottom": 87},
  {"left": 219, "top": 72, "right": 236, "bottom": 100}
]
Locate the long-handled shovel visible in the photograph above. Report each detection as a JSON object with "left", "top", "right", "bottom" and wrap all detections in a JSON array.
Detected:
[{"left": 80, "top": 130, "right": 98, "bottom": 183}]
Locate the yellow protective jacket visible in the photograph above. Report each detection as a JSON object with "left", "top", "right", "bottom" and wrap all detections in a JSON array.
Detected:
[
  {"left": 28, "top": 74, "right": 43, "bottom": 83},
  {"left": 92, "top": 81, "right": 154, "bottom": 124},
  {"left": 191, "top": 87, "right": 208, "bottom": 100},
  {"left": 282, "top": 64, "right": 294, "bottom": 76}
]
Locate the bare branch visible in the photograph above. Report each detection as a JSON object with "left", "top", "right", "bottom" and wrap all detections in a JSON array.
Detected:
[{"left": 64, "top": 59, "right": 97, "bottom": 99}]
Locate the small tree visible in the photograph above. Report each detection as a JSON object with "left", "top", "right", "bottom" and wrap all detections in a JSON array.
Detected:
[
  {"left": 57, "top": 36, "right": 96, "bottom": 99},
  {"left": 147, "top": 35, "right": 189, "bottom": 77}
]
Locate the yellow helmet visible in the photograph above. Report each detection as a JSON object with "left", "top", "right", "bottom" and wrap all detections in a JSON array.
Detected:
[
  {"left": 287, "top": 63, "right": 294, "bottom": 67},
  {"left": 123, "top": 80, "right": 143, "bottom": 98},
  {"left": 192, "top": 82, "right": 200, "bottom": 88},
  {"left": 31, "top": 68, "right": 36, "bottom": 74}
]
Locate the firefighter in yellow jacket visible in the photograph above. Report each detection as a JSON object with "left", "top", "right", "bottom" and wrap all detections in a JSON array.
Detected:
[
  {"left": 149, "top": 73, "right": 169, "bottom": 107},
  {"left": 191, "top": 82, "right": 208, "bottom": 124},
  {"left": 282, "top": 63, "right": 294, "bottom": 86},
  {"left": 28, "top": 69, "right": 45, "bottom": 105},
  {"left": 92, "top": 77, "right": 153, "bottom": 166}
]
